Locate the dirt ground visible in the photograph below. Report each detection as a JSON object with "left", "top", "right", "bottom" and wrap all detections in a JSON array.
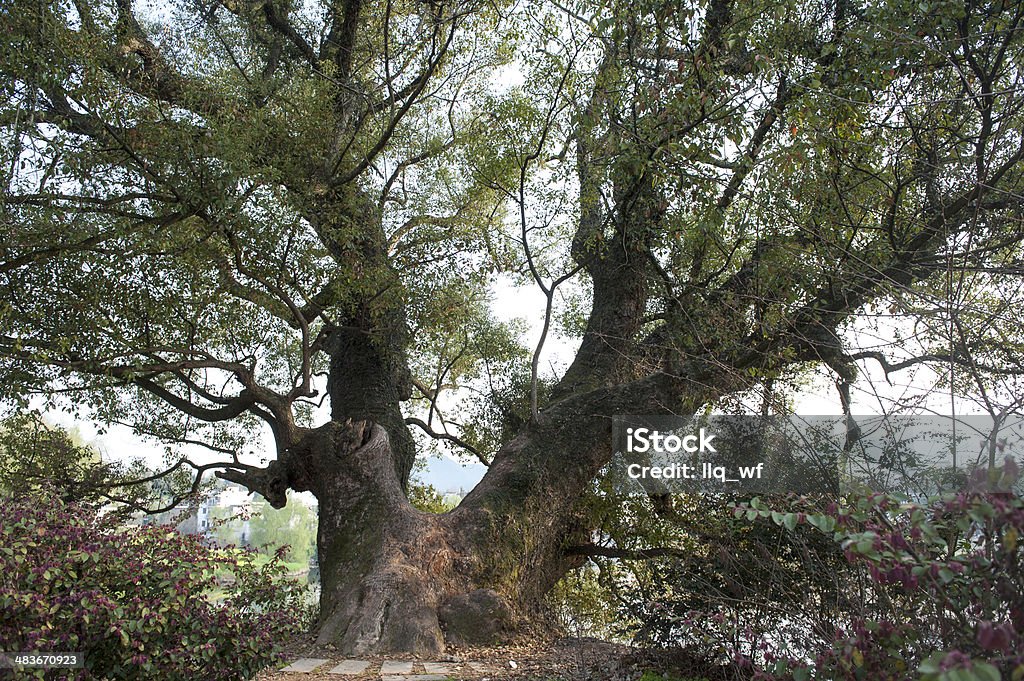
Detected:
[{"left": 255, "top": 636, "right": 730, "bottom": 681}]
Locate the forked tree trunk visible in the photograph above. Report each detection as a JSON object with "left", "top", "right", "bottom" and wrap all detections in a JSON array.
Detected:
[
  {"left": 292, "top": 189, "right": 697, "bottom": 654},
  {"left": 303, "top": 375, "right": 703, "bottom": 656},
  {"left": 306, "top": 419, "right": 584, "bottom": 656}
]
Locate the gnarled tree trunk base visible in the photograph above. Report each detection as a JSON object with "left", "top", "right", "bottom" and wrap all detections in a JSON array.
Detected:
[
  {"left": 306, "top": 417, "right": 590, "bottom": 656},
  {"left": 309, "top": 422, "right": 522, "bottom": 655}
]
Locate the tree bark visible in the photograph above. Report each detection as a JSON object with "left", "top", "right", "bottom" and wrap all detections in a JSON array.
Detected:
[
  {"left": 305, "top": 417, "right": 578, "bottom": 655},
  {"left": 311, "top": 422, "right": 452, "bottom": 655},
  {"left": 304, "top": 366, "right": 723, "bottom": 655}
]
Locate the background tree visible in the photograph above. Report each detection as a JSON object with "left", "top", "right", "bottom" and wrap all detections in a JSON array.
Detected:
[
  {"left": 0, "top": 412, "right": 179, "bottom": 509},
  {"left": 3, "top": 0, "right": 1024, "bottom": 656},
  {"left": 0, "top": 412, "right": 107, "bottom": 502},
  {"left": 249, "top": 493, "right": 317, "bottom": 566}
]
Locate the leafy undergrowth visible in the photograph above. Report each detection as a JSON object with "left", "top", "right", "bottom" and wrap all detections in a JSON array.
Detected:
[
  {"left": 617, "top": 459, "right": 1024, "bottom": 681},
  {"left": 0, "top": 489, "right": 310, "bottom": 680}
]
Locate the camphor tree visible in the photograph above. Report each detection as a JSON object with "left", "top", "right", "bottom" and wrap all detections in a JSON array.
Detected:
[{"left": 3, "top": 0, "right": 1024, "bottom": 656}]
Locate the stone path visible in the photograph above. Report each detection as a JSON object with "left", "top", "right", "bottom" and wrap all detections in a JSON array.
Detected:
[
  {"left": 281, "top": 659, "right": 332, "bottom": 673},
  {"left": 279, "top": 658, "right": 492, "bottom": 679},
  {"left": 379, "top": 661, "right": 414, "bottom": 675}
]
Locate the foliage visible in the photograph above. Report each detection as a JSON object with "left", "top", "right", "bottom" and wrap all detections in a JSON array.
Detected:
[
  {"left": 4, "top": 0, "right": 1023, "bottom": 491},
  {"left": 609, "top": 459, "right": 1024, "bottom": 681},
  {"left": 546, "top": 563, "right": 620, "bottom": 639},
  {"left": 247, "top": 494, "right": 316, "bottom": 566},
  {"left": 740, "top": 460, "right": 1023, "bottom": 681},
  {"left": 407, "top": 308, "right": 538, "bottom": 463},
  {"left": 0, "top": 488, "right": 306, "bottom": 680},
  {"left": 0, "top": 413, "right": 105, "bottom": 502},
  {"left": 595, "top": 492, "right": 848, "bottom": 651},
  {"left": 637, "top": 673, "right": 709, "bottom": 681},
  {"left": 407, "top": 481, "right": 459, "bottom": 514},
  {"left": 0, "top": 413, "right": 176, "bottom": 514},
  {"left": 4, "top": 0, "right": 1024, "bottom": 657}
]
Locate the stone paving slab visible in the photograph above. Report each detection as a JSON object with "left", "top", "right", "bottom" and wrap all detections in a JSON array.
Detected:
[
  {"left": 380, "top": 661, "right": 415, "bottom": 675},
  {"left": 280, "top": 657, "right": 491, "bottom": 677},
  {"left": 281, "top": 658, "right": 330, "bottom": 673},
  {"left": 328, "top": 660, "right": 372, "bottom": 675},
  {"left": 421, "top": 663, "right": 455, "bottom": 675}
]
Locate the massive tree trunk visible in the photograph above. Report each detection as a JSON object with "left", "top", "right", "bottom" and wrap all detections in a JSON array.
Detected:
[
  {"left": 295, "top": 132, "right": 712, "bottom": 653},
  {"left": 311, "top": 422, "right": 452, "bottom": 655},
  {"left": 301, "top": 413, "right": 593, "bottom": 655},
  {"left": 299, "top": 367, "right": 721, "bottom": 655}
]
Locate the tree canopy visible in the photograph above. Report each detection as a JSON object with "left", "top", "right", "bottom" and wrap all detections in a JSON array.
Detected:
[{"left": 3, "top": 0, "right": 1024, "bottom": 657}]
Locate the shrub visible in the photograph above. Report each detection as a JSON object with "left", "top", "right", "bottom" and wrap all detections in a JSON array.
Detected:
[
  {"left": 608, "top": 459, "right": 1023, "bottom": 681},
  {"left": 601, "top": 492, "right": 848, "bottom": 656},
  {"left": 0, "top": 488, "right": 306, "bottom": 680},
  {"left": 731, "top": 458, "right": 1023, "bottom": 680}
]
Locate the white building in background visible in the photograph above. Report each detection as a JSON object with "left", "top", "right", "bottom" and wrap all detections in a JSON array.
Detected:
[
  {"left": 151, "top": 482, "right": 255, "bottom": 546},
  {"left": 215, "top": 484, "right": 255, "bottom": 545}
]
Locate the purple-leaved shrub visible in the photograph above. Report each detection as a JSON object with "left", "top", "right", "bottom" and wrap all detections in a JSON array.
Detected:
[
  {"left": 613, "top": 459, "right": 1023, "bottom": 681},
  {"left": 729, "top": 458, "right": 1024, "bottom": 681},
  {"left": 0, "top": 489, "right": 306, "bottom": 680}
]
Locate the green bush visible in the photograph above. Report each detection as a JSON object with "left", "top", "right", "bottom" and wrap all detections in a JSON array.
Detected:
[
  {"left": 0, "top": 488, "right": 306, "bottom": 680},
  {"left": 606, "top": 459, "right": 1024, "bottom": 680},
  {"left": 731, "top": 460, "right": 1023, "bottom": 681}
]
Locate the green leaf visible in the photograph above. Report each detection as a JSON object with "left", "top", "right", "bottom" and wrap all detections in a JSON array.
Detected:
[{"left": 973, "top": 661, "right": 1002, "bottom": 681}]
